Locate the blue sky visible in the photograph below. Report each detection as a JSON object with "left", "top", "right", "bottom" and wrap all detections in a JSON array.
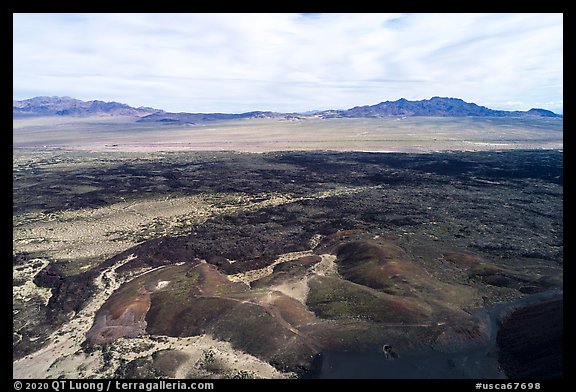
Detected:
[{"left": 13, "top": 13, "right": 563, "bottom": 114}]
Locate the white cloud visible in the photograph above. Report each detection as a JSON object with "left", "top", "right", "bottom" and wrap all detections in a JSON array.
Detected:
[{"left": 13, "top": 13, "right": 563, "bottom": 114}]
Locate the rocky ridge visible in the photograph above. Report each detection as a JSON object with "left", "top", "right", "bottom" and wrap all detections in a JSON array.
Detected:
[{"left": 13, "top": 96, "right": 561, "bottom": 123}]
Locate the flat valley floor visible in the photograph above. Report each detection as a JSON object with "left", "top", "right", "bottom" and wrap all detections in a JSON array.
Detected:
[
  {"left": 13, "top": 116, "right": 563, "bottom": 153},
  {"left": 13, "top": 147, "right": 563, "bottom": 379}
]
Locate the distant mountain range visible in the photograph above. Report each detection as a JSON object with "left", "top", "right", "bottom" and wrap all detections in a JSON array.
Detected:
[
  {"left": 329, "top": 97, "right": 562, "bottom": 118},
  {"left": 13, "top": 96, "right": 161, "bottom": 118},
  {"left": 13, "top": 96, "right": 562, "bottom": 123}
]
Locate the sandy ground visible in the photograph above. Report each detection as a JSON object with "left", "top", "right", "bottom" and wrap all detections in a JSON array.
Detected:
[
  {"left": 311, "top": 254, "right": 339, "bottom": 277},
  {"left": 227, "top": 250, "right": 317, "bottom": 286},
  {"left": 13, "top": 252, "right": 293, "bottom": 379},
  {"left": 13, "top": 116, "right": 563, "bottom": 153},
  {"left": 12, "top": 116, "right": 562, "bottom": 377},
  {"left": 25, "top": 141, "right": 563, "bottom": 154},
  {"left": 268, "top": 254, "right": 338, "bottom": 303},
  {"left": 13, "top": 193, "right": 241, "bottom": 264},
  {"left": 13, "top": 185, "right": 371, "bottom": 275},
  {"left": 13, "top": 258, "right": 53, "bottom": 306},
  {"left": 13, "top": 234, "right": 339, "bottom": 379},
  {"left": 227, "top": 250, "right": 338, "bottom": 305},
  {"left": 13, "top": 254, "right": 136, "bottom": 378},
  {"left": 13, "top": 180, "right": 362, "bottom": 378}
]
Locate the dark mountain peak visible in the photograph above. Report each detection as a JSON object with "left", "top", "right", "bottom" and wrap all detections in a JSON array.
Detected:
[
  {"left": 15, "top": 96, "right": 80, "bottom": 106},
  {"left": 525, "top": 108, "right": 562, "bottom": 118},
  {"left": 13, "top": 97, "right": 162, "bottom": 118},
  {"left": 14, "top": 96, "right": 562, "bottom": 121},
  {"left": 429, "top": 96, "right": 463, "bottom": 102},
  {"left": 320, "top": 97, "right": 561, "bottom": 119},
  {"left": 136, "top": 109, "right": 291, "bottom": 124}
]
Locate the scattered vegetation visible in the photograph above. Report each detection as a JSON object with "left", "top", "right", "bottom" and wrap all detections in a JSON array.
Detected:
[{"left": 14, "top": 149, "right": 563, "bottom": 378}]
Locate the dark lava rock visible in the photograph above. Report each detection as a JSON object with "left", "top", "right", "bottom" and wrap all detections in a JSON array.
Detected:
[
  {"left": 34, "top": 264, "right": 98, "bottom": 323},
  {"left": 13, "top": 252, "right": 32, "bottom": 266},
  {"left": 497, "top": 298, "right": 563, "bottom": 379}
]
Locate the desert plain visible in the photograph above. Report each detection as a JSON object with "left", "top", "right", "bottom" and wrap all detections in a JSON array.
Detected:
[{"left": 13, "top": 115, "right": 563, "bottom": 379}]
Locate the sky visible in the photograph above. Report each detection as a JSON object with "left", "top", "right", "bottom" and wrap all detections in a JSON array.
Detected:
[{"left": 13, "top": 13, "right": 563, "bottom": 114}]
